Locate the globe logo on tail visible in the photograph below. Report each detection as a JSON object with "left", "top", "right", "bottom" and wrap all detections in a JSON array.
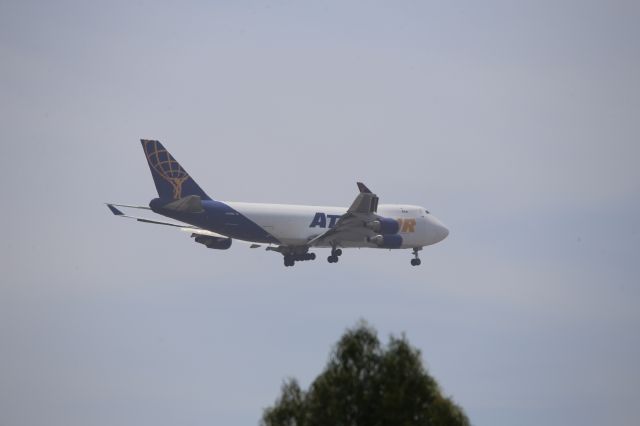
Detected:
[{"left": 143, "top": 140, "right": 190, "bottom": 199}]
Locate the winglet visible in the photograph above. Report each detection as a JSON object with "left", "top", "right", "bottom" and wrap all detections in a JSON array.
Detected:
[
  {"left": 347, "top": 183, "right": 379, "bottom": 213},
  {"left": 357, "top": 182, "right": 372, "bottom": 193},
  {"left": 107, "top": 204, "right": 124, "bottom": 216}
]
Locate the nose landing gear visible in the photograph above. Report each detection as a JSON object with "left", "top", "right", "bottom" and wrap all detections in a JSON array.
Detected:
[{"left": 410, "top": 247, "right": 422, "bottom": 266}]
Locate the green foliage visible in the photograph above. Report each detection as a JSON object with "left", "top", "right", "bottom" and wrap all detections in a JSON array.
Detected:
[{"left": 262, "top": 322, "right": 470, "bottom": 426}]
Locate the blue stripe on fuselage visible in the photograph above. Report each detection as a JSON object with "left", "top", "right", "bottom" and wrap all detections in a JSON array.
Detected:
[{"left": 149, "top": 198, "right": 280, "bottom": 244}]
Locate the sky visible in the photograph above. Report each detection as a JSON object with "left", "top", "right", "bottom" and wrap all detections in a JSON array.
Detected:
[{"left": 1, "top": 0, "right": 639, "bottom": 425}]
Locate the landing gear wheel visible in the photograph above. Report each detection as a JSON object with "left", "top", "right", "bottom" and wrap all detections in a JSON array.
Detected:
[
  {"left": 327, "top": 255, "right": 339, "bottom": 263},
  {"left": 411, "top": 258, "right": 421, "bottom": 266},
  {"left": 334, "top": 248, "right": 342, "bottom": 256},
  {"left": 284, "top": 255, "right": 295, "bottom": 267}
]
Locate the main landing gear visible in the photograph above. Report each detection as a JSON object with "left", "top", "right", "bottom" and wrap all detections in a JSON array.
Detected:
[
  {"left": 410, "top": 247, "right": 422, "bottom": 266},
  {"left": 327, "top": 247, "right": 342, "bottom": 264},
  {"left": 283, "top": 252, "right": 316, "bottom": 267}
]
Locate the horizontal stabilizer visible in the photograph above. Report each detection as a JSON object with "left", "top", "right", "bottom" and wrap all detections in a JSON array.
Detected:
[
  {"left": 107, "top": 204, "right": 124, "bottom": 215},
  {"left": 106, "top": 203, "right": 196, "bottom": 228},
  {"left": 109, "top": 203, "right": 151, "bottom": 210}
]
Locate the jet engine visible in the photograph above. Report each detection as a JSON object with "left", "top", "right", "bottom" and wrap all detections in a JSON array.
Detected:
[
  {"left": 366, "top": 218, "right": 400, "bottom": 234},
  {"left": 193, "top": 235, "right": 232, "bottom": 250},
  {"left": 369, "top": 234, "right": 403, "bottom": 248}
]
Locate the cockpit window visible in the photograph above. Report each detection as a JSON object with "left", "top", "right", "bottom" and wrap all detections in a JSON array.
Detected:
[{"left": 425, "top": 210, "right": 430, "bottom": 214}]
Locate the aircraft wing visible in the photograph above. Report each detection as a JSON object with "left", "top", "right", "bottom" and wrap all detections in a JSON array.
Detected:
[
  {"left": 307, "top": 182, "right": 378, "bottom": 247},
  {"left": 106, "top": 204, "right": 261, "bottom": 247}
]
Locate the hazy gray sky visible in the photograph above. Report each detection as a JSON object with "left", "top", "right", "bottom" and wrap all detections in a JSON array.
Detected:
[{"left": 1, "top": 1, "right": 639, "bottom": 425}]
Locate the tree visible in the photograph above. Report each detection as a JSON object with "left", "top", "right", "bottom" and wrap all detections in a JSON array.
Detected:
[{"left": 262, "top": 321, "right": 470, "bottom": 426}]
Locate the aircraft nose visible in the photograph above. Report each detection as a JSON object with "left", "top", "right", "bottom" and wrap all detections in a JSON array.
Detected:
[
  {"left": 437, "top": 222, "right": 449, "bottom": 242},
  {"left": 427, "top": 215, "right": 449, "bottom": 244}
]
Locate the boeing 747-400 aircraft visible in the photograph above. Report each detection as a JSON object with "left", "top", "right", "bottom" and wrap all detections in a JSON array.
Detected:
[{"left": 107, "top": 140, "right": 449, "bottom": 267}]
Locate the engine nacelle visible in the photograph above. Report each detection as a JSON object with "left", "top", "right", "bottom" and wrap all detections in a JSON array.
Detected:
[
  {"left": 366, "top": 218, "right": 400, "bottom": 234},
  {"left": 193, "top": 235, "right": 232, "bottom": 250},
  {"left": 369, "top": 234, "right": 403, "bottom": 248}
]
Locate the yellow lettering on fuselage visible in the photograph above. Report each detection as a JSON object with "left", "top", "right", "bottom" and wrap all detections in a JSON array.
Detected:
[{"left": 397, "top": 218, "right": 416, "bottom": 233}]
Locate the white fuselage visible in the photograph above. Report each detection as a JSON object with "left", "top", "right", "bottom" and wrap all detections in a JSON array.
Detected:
[{"left": 225, "top": 202, "right": 449, "bottom": 249}]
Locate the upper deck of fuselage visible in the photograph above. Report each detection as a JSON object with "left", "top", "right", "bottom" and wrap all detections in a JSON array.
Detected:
[{"left": 223, "top": 201, "right": 427, "bottom": 218}]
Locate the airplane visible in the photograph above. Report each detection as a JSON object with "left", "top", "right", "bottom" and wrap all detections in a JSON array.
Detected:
[{"left": 107, "top": 140, "right": 449, "bottom": 267}]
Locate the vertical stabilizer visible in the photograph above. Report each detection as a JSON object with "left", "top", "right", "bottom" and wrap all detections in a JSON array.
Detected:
[{"left": 140, "top": 139, "right": 211, "bottom": 200}]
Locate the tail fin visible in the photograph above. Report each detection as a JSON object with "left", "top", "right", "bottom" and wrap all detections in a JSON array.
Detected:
[{"left": 140, "top": 139, "right": 211, "bottom": 200}]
